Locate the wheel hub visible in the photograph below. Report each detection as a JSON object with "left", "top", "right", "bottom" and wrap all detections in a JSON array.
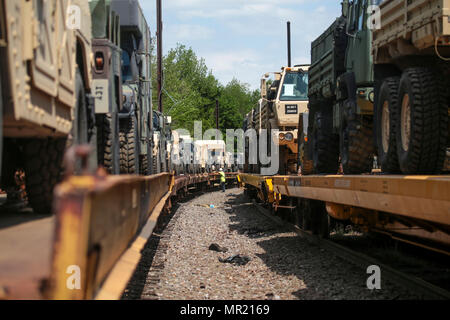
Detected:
[{"left": 381, "top": 101, "right": 390, "bottom": 153}]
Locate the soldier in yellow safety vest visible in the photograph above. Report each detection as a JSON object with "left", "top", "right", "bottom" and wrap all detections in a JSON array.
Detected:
[{"left": 219, "top": 168, "right": 226, "bottom": 193}]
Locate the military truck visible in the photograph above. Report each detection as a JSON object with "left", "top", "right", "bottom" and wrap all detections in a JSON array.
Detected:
[
  {"left": 0, "top": 0, "right": 94, "bottom": 213},
  {"left": 372, "top": 0, "right": 449, "bottom": 174},
  {"left": 89, "top": 0, "right": 123, "bottom": 175},
  {"left": 111, "top": 0, "right": 153, "bottom": 176},
  {"left": 257, "top": 65, "right": 309, "bottom": 174},
  {"left": 305, "top": 0, "right": 449, "bottom": 175},
  {"left": 151, "top": 110, "right": 171, "bottom": 174}
]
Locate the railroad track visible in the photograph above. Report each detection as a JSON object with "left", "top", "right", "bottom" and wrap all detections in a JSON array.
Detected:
[{"left": 251, "top": 201, "right": 450, "bottom": 300}]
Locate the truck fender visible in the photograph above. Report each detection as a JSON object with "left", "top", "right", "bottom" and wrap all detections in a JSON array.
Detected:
[
  {"left": 336, "top": 72, "right": 358, "bottom": 128},
  {"left": 336, "top": 72, "right": 357, "bottom": 103}
]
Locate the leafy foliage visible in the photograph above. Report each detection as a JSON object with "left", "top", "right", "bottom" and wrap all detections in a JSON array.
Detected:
[{"left": 152, "top": 44, "right": 260, "bottom": 135}]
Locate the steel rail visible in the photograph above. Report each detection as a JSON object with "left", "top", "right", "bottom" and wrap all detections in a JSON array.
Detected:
[{"left": 251, "top": 201, "right": 450, "bottom": 300}]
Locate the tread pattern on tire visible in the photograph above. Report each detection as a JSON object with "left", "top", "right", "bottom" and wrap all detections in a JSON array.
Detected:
[
  {"left": 140, "top": 155, "right": 148, "bottom": 175},
  {"left": 97, "top": 114, "right": 114, "bottom": 173},
  {"left": 311, "top": 111, "right": 340, "bottom": 174},
  {"left": 120, "top": 118, "right": 138, "bottom": 174},
  {"left": 396, "top": 68, "right": 448, "bottom": 174},
  {"left": 341, "top": 111, "right": 375, "bottom": 174},
  {"left": 24, "top": 138, "right": 66, "bottom": 214}
]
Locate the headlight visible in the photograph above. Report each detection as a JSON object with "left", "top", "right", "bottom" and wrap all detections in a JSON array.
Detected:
[
  {"left": 285, "top": 133, "right": 294, "bottom": 141},
  {"left": 369, "top": 91, "right": 375, "bottom": 103},
  {"left": 279, "top": 133, "right": 285, "bottom": 140}
]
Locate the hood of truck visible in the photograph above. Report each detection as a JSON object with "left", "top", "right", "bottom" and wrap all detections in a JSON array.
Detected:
[{"left": 275, "top": 100, "right": 308, "bottom": 127}]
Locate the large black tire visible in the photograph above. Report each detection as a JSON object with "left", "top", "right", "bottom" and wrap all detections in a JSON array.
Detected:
[
  {"left": 376, "top": 77, "right": 401, "bottom": 173},
  {"left": 97, "top": 113, "right": 119, "bottom": 174},
  {"left": 340, "top": 104, "right": 375, "bottom": 174},
  {"left": 396, "top": 68, "right": 448, "bottom": 174},
  {"left": 120, "top": 117, "right": 139, "bottom": 174},
  {"left": 23, "top": 138, "right": 66, "bottom": 214},
  {"left": 310, "top": 111, "right": 340, "bottom": 174},
  {"left": 140, "top": 155, "right": 149, "bottom": 175},
  {"left": 152, "top": 154, "right": 159, "bottom": 174}
]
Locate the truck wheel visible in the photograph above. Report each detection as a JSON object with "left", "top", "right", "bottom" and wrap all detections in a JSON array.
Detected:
[
  {"left": 311, "top": 111, "right": 339, "bottom": 174},
  {"left": 152, "top": 155, "right": 159, "bottom": 174},
  {"left": 396, "top": 68, "right": 448, "bottom": 174},
  {"left": 97, "top": 114, "right": 119, "bottom": 174},
  {"left": 376, "top": 77, "right": 400, "bottom": 173},
  {"left": 120, "top": 117, "right": 139, "bottom": 174},
  {"left": 140, "top": 155, "right": 149, "bottom": 175},
  {"left": 23, "top": 138, "right": 66, "bottom": 214},
  {"left": 340, "top": 102, "right": 374, "bottom": 174}
]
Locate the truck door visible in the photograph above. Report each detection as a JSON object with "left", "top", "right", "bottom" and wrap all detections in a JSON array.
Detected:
[{"left": 345, "top": 0, "right": 373, "bottom": 85}]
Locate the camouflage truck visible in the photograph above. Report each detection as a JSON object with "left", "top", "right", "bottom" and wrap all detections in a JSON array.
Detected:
[
  {"left": 306, "top": 0, "right": 449, "bottom": 175},
  {"left": 89, "top": 0, "right": 123, "bottom": 175},
  {"left": 372, "top": 0, "right": 449, "bottom": 174},
  {"left": 258, "top": 65, "right": 309, "bottom": 174},
  {"left": 0, "top": 0, "right": 94, "bottom": 213},
  {"left": 110, "top": 0, "right": 153, "bottom": 175}
]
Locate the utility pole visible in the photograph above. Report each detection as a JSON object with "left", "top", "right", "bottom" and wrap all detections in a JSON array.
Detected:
[
  {"left": 287, "top": 21, "right": 291, "bottom": 67},
  {"left": 215, "top": 99, "right": 220, "bottom": 139},
  {"left": 157, "top": 0, "right": 163, "bottom": 113}
]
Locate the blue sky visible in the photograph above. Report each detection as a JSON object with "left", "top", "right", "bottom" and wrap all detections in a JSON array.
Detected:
[{"left": 141, "top": 0, "right": 342, "bottom": 90}]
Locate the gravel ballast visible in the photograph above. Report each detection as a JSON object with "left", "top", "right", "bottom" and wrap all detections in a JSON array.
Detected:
[{"left": 124, "top": 188, "right": 420, "bottom": 300}]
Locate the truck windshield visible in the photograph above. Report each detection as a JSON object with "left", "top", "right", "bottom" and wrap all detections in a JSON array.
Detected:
[{"left": 279, "top": 72, "right": 308, "bottom": 101}]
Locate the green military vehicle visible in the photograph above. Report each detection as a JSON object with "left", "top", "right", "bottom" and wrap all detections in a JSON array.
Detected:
[
  {"left": 0, "top": 0, "right": 95, "bottom": 213},
  {"left": 306, "top": 0, "right": 375, "bottom": 174},
  {"left": 152, "top": 110, "right": 172, "bottom": 174},
  {"left": 89, "top": 0, "right": 123, "bottom": 175},
  {"left": 111, "top": 0, "right": 153, "bottom": 175},
  {"left": 372, "top": 0, "right": 449, "bottom": 174},
  {"left": 305, "top": 0, "right": 449, "bottom": 175}
]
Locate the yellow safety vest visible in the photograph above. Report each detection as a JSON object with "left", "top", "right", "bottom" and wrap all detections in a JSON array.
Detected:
[{"left": 220, "top": 172, "right": 226, "bottom": 183}]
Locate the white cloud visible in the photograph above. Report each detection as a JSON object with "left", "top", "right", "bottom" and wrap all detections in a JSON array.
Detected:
[{"left": 141, "top": 0, "right": 342, "bottom": 89}]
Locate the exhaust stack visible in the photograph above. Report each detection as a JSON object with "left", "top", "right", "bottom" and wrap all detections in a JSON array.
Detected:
[{"left": 287, "top": 21, "right": 291, "bottom": 67}]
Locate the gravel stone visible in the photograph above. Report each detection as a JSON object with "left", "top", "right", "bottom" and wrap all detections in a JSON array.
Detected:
[{"left": 125, "top": 189, "right": 421, "bottom": 300}]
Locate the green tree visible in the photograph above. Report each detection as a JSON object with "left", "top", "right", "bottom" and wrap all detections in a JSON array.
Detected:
[{"left": 151, "top": 44, "right": 260, "bottom": 136}]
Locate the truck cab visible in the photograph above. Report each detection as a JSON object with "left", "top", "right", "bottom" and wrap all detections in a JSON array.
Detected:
[{"left": 260, "top": 65, "right": 309, "bottom": 174}]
